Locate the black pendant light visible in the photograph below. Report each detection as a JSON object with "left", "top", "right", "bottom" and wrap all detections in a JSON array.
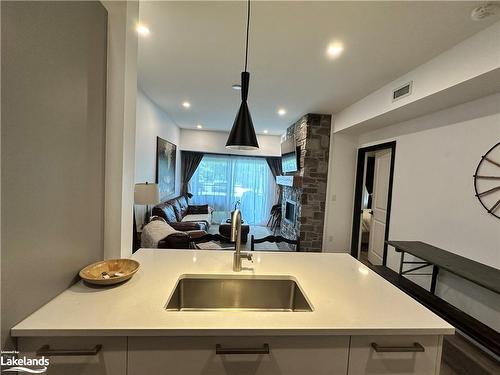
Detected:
[{"left": 226, "top": 0, "right": 259, "bottom": 150}]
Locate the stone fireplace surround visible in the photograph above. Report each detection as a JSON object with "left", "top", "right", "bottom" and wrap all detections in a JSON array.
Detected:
[{"left": 279, "top": 114, "right": 331, "bottom": 252}]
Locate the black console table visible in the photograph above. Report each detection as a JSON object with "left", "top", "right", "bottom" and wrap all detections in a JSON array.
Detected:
[
  {"left": 373, "top": 240, "right": 500, "bottom": 356},
  {"left": 387, "top": 241, "right": 500, "bottom": 295}
]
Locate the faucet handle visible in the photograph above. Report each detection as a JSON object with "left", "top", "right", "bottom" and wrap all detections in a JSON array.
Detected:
[{"left": 245, "top": 252, "right": 253, "bottom": 262}]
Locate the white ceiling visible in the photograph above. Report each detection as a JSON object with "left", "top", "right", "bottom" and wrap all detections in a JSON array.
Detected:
[{"left": 137, "top": 1, "right": 498, "bottom": 135}]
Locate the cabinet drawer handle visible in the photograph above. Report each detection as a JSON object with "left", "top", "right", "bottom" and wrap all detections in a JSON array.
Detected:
[
  {"left": 371, "top": 342, "right": 424, "bottom": 353},
  {"left": 216, "top": 343, "right": 270, "bottom": 355},
  {"left": 36, "top": 344, "right": 102, "bottom": 356}
]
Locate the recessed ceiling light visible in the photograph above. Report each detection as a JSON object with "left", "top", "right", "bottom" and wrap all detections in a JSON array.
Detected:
[
  {"left": 196, "top": 124, "right": 203, "bottom": 129},
  {"left": 326, "top": 42, "right": 343, "bottom": 58},
  {"left": 277, "top": 108, "right": 286, "bottom": 116},
  {"left": 263, "top": 130, "right": 268, "bottom": 134},
  {"left": 136, "top": 24, "right": 150, "bottom": 36},
  {"left": 232, "top": 84, "right": 242, "bottom": 90},
  {"left": 182, "top": 101, "right": 191, "bottom": 108}
]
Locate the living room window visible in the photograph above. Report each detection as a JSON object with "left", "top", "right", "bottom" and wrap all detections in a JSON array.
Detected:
[{"left": 189, "top": 154, "right": 277, "bottom": 225}]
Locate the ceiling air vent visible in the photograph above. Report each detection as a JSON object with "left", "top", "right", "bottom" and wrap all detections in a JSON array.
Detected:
[{"left": 392, "top": 81, "right": 413, "bottom": 102}]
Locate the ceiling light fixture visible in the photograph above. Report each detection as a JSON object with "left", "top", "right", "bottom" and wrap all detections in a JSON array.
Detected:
[
  {"left": 232, "top": 84, "right": 242, "bottom": 90},
  {"left": 182, "top": 101, "right": 191, "bottom": 108},
  {"left": 277, "top": 108, "right": 286, "bottom": 116},
  {"left": 196, "top": 124, "right": 203, "bottom": 129},
  {"left": 326, "top": 42, "right": 343, "bottom": 58},
  {"left": 263, "top": 130, "right": 268, "bottom": 134},
  {"left": 136, "top": 24, "right": 150, "bottom": 36},
  {"left": 226, "top": 0, "right": 259, "bottom": 150}
]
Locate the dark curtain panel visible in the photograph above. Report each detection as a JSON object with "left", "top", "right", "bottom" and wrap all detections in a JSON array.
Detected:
[
  {"left": 266, "top": 157, "right": 282, "bottom": 204},
  {"left": 181, "top": 151, "right": 204, "bottom": 196}
]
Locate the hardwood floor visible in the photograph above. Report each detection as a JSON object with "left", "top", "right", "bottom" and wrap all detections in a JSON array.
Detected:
[{"left": 441, "top": 333, "right": 499, "bottom": 374}]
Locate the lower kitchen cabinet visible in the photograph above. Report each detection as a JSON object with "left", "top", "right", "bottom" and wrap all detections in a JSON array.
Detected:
[
  {"left": 17, "top": 334, "right": 443, "bottom": 375},
  {"left": 17, "top": 337, "right": 127, "bottom": 375},
  {"left": 128, "top": 336, "right": 350, "bottom": 375},
  {"left": 348, "top": 335, "right": 442, "bottom": 375}
]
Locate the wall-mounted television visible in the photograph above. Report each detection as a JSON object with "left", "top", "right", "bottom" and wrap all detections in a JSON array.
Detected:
[{"left": 281, "top": 138, "right": 298, "bottom": 173}]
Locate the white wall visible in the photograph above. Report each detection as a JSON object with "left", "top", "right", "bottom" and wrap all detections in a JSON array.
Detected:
[
  {"left": 359, "top": 94, "right": 500, "bottom": 271},
  {"left": 180, "top": 129, "right": 281, "bottom": 157},
  {"left": 322, "top": 131, "right": 358, "bottom": 252},
  {"left": 326, "top": 93, "right": 500, "bottom": 331},
  {"left": 364, "top": 93, "right": 500, "bottom": 331},
  {"left": 135, "top": 89, "right": 181, "bottom": 227},
  {"left": 1, "top": 1, "right": 107, "bottom": 348},
  {"left": 334, "top": 21, "right": 500, "bottom": 132},
  {"left": 102, "top": 0, "right": 138, "bottom": 259}
]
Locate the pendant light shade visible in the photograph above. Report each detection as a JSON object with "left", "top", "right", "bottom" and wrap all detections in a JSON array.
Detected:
[
  {"left": 226, "top": 0, "right": 259, "bottom": 150},
  {"left": 226, "top": 72, "right": 259, "bottom": 150}
]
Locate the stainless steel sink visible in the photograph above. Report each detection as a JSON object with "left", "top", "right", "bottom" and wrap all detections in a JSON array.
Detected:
[{"left": 165, "top": 275, "right": 313, "bottom": 312}]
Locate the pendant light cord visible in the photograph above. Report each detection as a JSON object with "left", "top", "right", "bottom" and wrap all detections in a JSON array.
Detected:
[{"left": 244, "top": 0, "right": 251, "bottom": 72}]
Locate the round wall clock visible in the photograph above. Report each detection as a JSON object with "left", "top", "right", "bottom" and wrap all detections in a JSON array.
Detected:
[{"left": 473, "top": 141, "right": 500, "bottom": 219}]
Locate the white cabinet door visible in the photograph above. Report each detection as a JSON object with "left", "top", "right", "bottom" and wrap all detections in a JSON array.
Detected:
[
  {"left": 128, "top": 336, "right": 349, "bottom": 375},
  {"left": 348, "top": 335, "right": 442, "bottom": 375},
  {"left": 18, "top": 337, "right": 127, "bottom": 375}
]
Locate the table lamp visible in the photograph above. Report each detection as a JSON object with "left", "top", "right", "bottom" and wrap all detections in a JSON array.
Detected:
[{"left": 134, "top": 182, "right": 160, "bottom": 225}]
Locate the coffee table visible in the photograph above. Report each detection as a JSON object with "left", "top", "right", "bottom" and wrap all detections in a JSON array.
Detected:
[{"left": 218, "top": 223, "right": 250, "bottom": 243}]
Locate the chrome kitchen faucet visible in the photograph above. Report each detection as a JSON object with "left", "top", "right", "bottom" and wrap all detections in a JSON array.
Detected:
[{"left": 230, "top": 209, "right": 253, "bottom": 271}]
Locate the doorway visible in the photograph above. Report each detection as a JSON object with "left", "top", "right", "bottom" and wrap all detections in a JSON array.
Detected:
[{"left": 350, "top": 141, "right": 396, "bottom": 265}]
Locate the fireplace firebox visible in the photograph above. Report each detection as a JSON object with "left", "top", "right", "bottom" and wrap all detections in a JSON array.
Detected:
[{"left": 284, "top": 200, "right": 296, "bottom": 223}]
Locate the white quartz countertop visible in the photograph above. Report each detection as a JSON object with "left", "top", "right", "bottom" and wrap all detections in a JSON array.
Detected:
[{"left": 12, "top": 250, "right": 454, "bottom": 337}]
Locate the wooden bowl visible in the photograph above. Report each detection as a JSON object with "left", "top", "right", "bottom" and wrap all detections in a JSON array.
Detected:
[{"left": 79, "top": 259, "right": 140, "bottom": 286}]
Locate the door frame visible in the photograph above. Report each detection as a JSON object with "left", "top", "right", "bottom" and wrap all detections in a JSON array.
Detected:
[{"left": 350, "top": 141, "right": 396, "bottom": 265}]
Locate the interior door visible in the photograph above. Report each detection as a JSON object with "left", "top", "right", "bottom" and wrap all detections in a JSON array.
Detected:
[{"left": 367, "top": 149, "right": 392, "bottom": 265}]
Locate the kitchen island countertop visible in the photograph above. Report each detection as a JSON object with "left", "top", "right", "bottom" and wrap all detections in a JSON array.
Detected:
[{"left": 11, "top": 249, "right": 454, "bottom": 337}]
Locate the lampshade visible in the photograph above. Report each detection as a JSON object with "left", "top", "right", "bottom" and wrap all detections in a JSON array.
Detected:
[
  {"left": 226, "top": 71, "right": 259, "bottom": 150},
  {"left": 134, "top": 183, "right": 160, "bottom": 205}
]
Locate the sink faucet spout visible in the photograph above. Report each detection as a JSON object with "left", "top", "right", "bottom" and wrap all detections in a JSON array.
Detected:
[{"left": 231, "top": 209, "right": 252, "bottom": 271}]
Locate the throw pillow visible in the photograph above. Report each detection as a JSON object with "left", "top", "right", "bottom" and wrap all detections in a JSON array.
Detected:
[{"left": 187, "top": 204, "right": 209, "bottom": 215}]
